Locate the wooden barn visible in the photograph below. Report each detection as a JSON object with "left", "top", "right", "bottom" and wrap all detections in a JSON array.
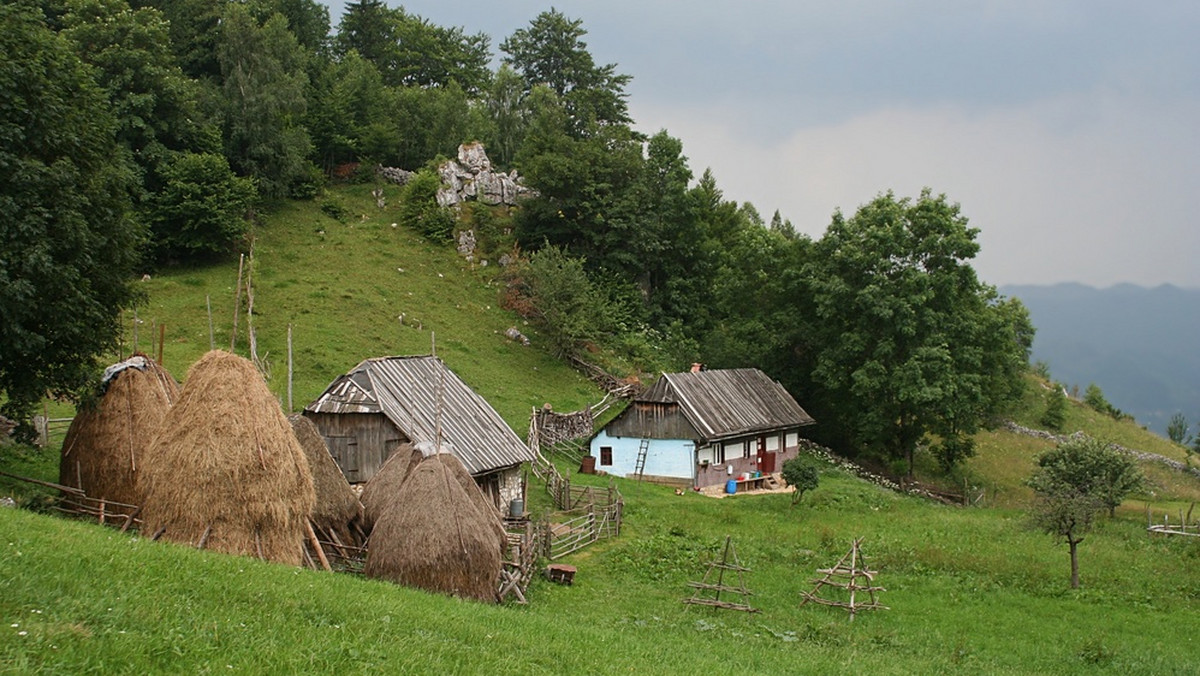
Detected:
[
  {"left": 589, "top": 368, "right": 815, "bottom": 488},
  {"left": 303, "top": 355, "right": 533, "bottom": 511}
]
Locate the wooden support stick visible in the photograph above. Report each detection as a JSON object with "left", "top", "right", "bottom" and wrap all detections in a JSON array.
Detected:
[
  {"left": 197, "top": 525, "right": 212, "bottom": 549},
  {"left": 152, "top": 526, "right": 166, "bottom": 541},
  {"left": 326, "top": 528, "right": 352, "bottom": 560},
  {"left": 255, "top": 532, "right": 264, "bottom": 561},
  {"left": 158, "top": 323, "right": 165, "bottom": 365},
  {"left": 307, "top": 521, "right": 332, "bottom": 572},
  {"left": 119, "top": 506, "right": 141, "bottom": 533}
]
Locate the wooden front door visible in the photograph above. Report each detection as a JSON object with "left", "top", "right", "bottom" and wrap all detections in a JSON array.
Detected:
[{"left": 755, "top": 436, "right": 774, "bottom": 473}]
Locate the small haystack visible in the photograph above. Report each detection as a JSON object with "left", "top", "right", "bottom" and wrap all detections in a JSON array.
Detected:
[
  {"left": 139, "top": 350, "right": 316, "bottom": 565},
  {"left": 360, "top": 443, "right": 424, "bottom": 531},
  {"left": 364, "top": 451, "right": 504, "bottom": 602},
  {"left": 289, "top": 414, "right": 363, "bottom": 544},
  {"left": 59, "top": 354, "right": 179, "bottom": 507}
]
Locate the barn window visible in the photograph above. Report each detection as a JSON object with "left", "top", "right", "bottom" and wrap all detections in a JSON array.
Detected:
[
  {"left": 743, "top": 440, "right": 752, "bottom": 459},
  {"left": 600, "top": 446, "right": 613, "bottom": 466},
  {"left": 716, "top": 443, "right": 726, "bottom": 464}
]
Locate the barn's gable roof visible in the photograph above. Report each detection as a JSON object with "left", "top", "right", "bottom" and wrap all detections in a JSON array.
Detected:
[
  {"left": 305, "top": 356, "right": 532, "bottom": 474},
  {"left": 637, "top": 368, "right": 814, "bottom": 443}
]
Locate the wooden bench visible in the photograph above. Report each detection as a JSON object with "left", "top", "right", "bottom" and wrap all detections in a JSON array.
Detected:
[{"left": 735, "top": 476, "right": 767, "bottom": 491}]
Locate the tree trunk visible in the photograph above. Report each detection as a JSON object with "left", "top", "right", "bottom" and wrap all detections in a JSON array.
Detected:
[{"left": 1068, "top": 536, "right": 1080, "bottom": 589}]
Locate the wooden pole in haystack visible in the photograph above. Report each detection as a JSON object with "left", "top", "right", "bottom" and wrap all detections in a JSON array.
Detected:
[
  {"left": 158, "top": 323, "right": 166, "bottom": 366},
  {"left": 206, "top": 295, "right": 214, "bottom": 350},
  {"left": 287, "top": 324, "right": 294, "bottom": 414},
  {"left": 231, "top": 253, "right": 245, "bottom": 350}
]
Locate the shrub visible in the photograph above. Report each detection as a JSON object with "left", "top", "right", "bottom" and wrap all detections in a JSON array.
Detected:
[
  {"left": 781, "top": 456, "right": 820, "bottom": 506},
  {"left": 149, "top": 152, "right": 256, "bottom": 261},
  {"left": 397, "top": 170, "right": 455, "bottom": 242}
]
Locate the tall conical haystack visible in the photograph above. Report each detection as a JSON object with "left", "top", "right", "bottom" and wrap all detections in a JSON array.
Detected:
[
  {"left": 58, "top": 354, "right": 179, "bottom": 507},
  {"left": 289, "top": 413, "right": 363, "bottom": 543},
  {"left": 430, "top": 452, "right": 507, "bottom": 546},
  {"left": 360, "top": 443, "right": 425, "bottom": 532},
  {"left": 139, "top": 350, "right": 316, "bottom": 565},
  {"left": 364, "top": 452, "right": 504, "bottom": 602}
]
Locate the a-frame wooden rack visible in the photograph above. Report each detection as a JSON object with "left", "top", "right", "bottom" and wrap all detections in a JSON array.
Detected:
[
  {"left": 800, "top": 537, "right": 887, "bottom": 620},
  {"left": 682, "top": 535, "right": 759, "bottom": 613}
]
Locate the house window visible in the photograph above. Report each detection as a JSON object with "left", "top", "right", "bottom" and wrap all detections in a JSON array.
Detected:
[
  {"left": 600, "top": 446, "right": 613, "bottom": 466},
  {"left": 716, "top": 444, "right": 726, "bottom": 464},
  {"left": 743, "top": 440, "right": 752, "bottom": 459}
]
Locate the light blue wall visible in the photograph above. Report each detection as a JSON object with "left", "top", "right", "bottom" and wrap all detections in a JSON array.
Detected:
[{"left": 590, "top": 430, "right": 695, "bottom": 481}]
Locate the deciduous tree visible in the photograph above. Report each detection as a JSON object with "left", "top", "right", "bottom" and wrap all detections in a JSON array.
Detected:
[
  {"left": 500, "top": 9, "right": 631, "bottom": 136},
  {"left": 1027, "top": 437, "right": 1144, "bottom": 588},
  {"left": 792, "top": 190, "right": 1031, "bottom": 475},
  {"left": 218, "top": 3, "right": 313, "bottom": 197},
  {"left": 0, "top": 4, "right": 143, "bottom": 428}
]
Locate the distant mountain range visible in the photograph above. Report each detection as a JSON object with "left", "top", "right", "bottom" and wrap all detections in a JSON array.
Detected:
[{"left": 999, "top": 283, "right": 1200, "bottom": 437}]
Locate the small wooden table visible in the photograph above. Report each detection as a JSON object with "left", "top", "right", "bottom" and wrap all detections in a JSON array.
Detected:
[{"left": 546, "top": 564, "right": 577, "bottom": 585}]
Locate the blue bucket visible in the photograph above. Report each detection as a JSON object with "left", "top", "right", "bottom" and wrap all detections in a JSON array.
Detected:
[{"left": 725, "top": 479, "right": 737, "bottom": 494}]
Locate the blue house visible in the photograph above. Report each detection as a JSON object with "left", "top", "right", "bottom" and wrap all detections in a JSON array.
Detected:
[{"left": 589, "top": 368, "right": 815, "bottom": 488}]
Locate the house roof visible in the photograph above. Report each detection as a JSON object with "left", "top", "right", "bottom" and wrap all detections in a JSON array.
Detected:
[
  {"left": 638, "top": 368, "right": 814, "bottom": 443},
  {"left": 305, "top": 355, "right": 533, "bottom": 475}
]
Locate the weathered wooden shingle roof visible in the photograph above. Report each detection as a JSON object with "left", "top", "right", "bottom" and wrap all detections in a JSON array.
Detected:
[
  {"left": 305, "top": 355, "right": 532, "bottom": 474},
  {"left": 639, "top": 368, "right": 814, "bottom": 443}
]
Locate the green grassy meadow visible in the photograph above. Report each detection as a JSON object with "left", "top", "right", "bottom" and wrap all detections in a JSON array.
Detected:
[
  {"left": 3, "top": 465, "right": 1198, "bottom": 674},
  {"left": 3, "top": 186, "right": 1200, "bottom": 674}
]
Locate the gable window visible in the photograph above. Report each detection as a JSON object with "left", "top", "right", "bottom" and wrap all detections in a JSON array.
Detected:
[{"left": 600, "top": 446, "right": 613, "bottom": 466}]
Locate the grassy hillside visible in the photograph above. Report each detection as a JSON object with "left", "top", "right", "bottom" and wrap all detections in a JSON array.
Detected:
[
  {"left": 960, "top": 374, "right": 1200, "bottom": 509},
  {"left": 133, "top": 184, "right": 602, "bottom": 430},
  {"left": 4, "top": 188, "right": 1200, "bottom": 674}
]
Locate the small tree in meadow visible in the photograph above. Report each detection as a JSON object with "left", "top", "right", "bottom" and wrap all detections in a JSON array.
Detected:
[
  {"left": 1167, "top": 413, "right": 1191, "bottom": 446},
  {"left": 1083, "top": 383, "right": 1110, "bottom": 414},
  {"left": 1027, "top": 437, "right": 1143, "bottom": 588},
  {"left": 1041, "top": 385, "right": 1068, "bottom": 431},
  {"left": 781, "top": 456, "right": 820, "bottom": 506}
]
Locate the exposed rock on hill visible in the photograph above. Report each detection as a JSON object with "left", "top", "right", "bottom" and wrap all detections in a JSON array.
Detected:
[{"left": 436, "top": 142, "right": 532, "bottom": 208}]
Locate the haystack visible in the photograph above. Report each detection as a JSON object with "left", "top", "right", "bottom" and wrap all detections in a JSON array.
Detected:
[
  {"left": 139, "top": 350, "right": 316, "bottom": 566},
  {"left": 289, "top": 413, "right": 363, "bottom": 544},
  {"left": 360, "top": 442, "right": 424, "bottom": 531},
  {"left": 364, "top": 451, "right": 504, "bottom": 602},
  {"left": 58, "top": 354, "right": 179, "bottom": 507}
]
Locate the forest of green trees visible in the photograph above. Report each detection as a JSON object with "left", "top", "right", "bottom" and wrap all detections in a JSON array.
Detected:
[{"left": 0, "top": 0, "right": 1033, "bottom": 473}]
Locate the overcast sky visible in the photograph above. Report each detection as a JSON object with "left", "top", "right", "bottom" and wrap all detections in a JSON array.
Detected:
[{"left": 325, "top": 1, "right": 1200, "bottom": 288}]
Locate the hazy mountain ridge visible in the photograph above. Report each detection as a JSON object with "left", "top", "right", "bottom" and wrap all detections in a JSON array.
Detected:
[{"left": 1000, "top": 282, "right": 1200, "bottom": 435}]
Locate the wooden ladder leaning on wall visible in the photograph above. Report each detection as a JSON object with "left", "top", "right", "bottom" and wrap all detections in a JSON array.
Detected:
[{"left": 634, "top": 438, "right": 650, "bottom": 481}]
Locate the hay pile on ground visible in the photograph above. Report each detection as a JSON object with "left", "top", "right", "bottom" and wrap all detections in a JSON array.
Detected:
[
  {"left": 360, "top": 443, "right": 424, "bottom": 531},
  {"left": 364, "top": 452, "right": 505, "bottom": 602},
  {"left": 289, "top": 414, "right": 363, "bottom": 544},
  {"left": 139, "top": 350, "right": 316, "bottom": 565},
  {"left": 59, "top": 354, "right": 179, "bottom": 507}
]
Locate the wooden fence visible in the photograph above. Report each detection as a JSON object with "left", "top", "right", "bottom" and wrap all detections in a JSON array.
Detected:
[
  {"left": 544, "top": 497, "right": 623, "bottom": 560},
  {"left": 0, "top": 471, "right": 142, "bottom": 532}
]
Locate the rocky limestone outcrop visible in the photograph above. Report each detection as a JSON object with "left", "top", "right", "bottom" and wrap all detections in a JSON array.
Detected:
[
  {"left": 377, "top": 166, "right": 414, "bottom": 185},
  {"left": 436, "top": 142, "right": 532, "bottom": 208}
]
